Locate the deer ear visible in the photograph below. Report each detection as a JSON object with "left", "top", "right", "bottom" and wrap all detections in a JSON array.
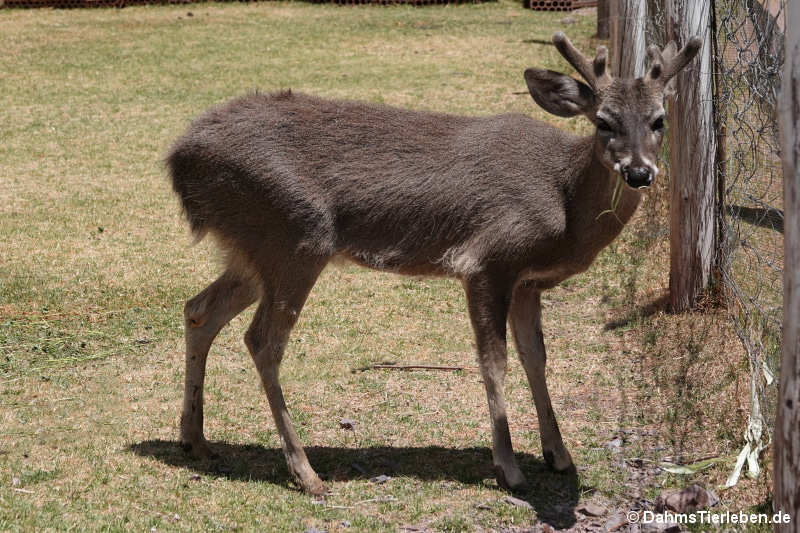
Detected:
[
  {"left": 524, "top": 68, "right": 595, "bottom": 118},
  {"left": 663, "top": 77, "right": 678, "bottom": 100}
]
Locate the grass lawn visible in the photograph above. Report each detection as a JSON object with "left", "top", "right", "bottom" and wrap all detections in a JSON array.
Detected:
[{"left": 0, "top": 2, "right": 771, "bottom": 531}]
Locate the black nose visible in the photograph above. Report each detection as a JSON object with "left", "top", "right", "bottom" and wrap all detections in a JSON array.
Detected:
[{"left": 622, "top": 166, "right": 653, "bottom": 188}]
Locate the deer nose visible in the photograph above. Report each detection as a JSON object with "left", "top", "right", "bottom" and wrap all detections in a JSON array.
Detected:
[{"left": 621, "top": 166, "right": 653, "bottom": 189}]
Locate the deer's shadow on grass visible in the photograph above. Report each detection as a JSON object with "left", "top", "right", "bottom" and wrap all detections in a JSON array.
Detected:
[{"left": 129, "top": 440, "right": 581, "bottom": 528}]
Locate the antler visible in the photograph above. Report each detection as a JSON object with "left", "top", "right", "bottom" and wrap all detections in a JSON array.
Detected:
[
  {"left": 552, "top": 32, "right": 613, "bottom": 92},
  {"left": 646, "top": 37, "right": 703, "bottom": 84}
]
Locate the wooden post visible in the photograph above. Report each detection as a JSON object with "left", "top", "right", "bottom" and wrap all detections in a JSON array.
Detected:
[
  {"left": 597, "top": 0, "right": 610, "bottom": 40},
  {"left": 611, "top": 0, "right": 648, "bottom": 78},
  {"left": 665, "top": 0, "right": 716, "bottom": 312},
  {"left": 775, "top": 1, "right": 800, "bottom": 529}
]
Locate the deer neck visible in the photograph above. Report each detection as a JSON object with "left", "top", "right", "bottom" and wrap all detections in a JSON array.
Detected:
[{"left": 570, "top": 136, "right": 642, "bottom": 254}]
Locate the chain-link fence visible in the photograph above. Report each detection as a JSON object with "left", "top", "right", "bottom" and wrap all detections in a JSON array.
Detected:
[
  {"left": 639, "top": 0, "right": 785, "bottom": 485},
  {"left": 712, "top": 0, "right": 784, "bottom": 486}
]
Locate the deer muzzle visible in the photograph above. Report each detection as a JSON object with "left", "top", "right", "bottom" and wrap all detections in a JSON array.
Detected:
[{"left": 621, "top": 165, "right": 653, "bottom": 189}]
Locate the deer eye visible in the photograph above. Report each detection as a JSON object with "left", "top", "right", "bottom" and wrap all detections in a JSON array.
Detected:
[{"left": 651, "top": 116, "right": 665, "bottom": 132}]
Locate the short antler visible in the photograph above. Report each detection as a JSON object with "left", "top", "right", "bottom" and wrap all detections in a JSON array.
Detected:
[
  {"left": 552, "top": 32, "right": 613, "bottom": 91},
  {"left": 646, "top": 37, "right": 703, "bottom": 84}
]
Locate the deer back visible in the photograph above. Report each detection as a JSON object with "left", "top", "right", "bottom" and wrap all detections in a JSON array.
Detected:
[{"left": 168, "top": 91, "right": 586, "bottom": 278}]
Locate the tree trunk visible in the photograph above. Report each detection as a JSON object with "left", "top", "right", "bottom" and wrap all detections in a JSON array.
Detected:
[
  {"left": 597, "top": 0, "right": 610, "bottom": 40},
  {"left": 775, "top": 1, "right": 800, "bottom": 529},
  {"left": 665, "top": 0, "right": 715, "bottom": 312},
  {"left": 610, "top": 0, "right": 647, "bottom": 78}
]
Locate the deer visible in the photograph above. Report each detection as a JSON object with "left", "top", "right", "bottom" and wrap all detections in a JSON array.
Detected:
[{"left": 167, "top": 32, "right": 702, "bottom": 495}]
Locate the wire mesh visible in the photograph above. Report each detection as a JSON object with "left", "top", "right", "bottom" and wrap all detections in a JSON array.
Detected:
[
  {"left": 643, "top": 0, "right": 785, "bottom": 484},
  {"left": 1, "top": 0, "right": 492, "bottom": 8},
  {"left": 527, "top": 0, "right": 597, "bottom": 10},
  {"left": 712, "top": 0, "right": 784, "bottom": 485}
]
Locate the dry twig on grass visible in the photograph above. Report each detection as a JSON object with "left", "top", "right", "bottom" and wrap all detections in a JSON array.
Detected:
[{"left": 352, "top": 363, "right": 475, "bottom": 373}]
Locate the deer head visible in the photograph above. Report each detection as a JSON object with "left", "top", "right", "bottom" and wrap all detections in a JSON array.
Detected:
[{"left": 524, "top": 32, "right": 702, "bottom": 189}]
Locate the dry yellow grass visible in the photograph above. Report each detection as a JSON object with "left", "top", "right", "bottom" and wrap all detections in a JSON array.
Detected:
[{"left": 0, "top": 2, "right": 771, "bottom": 531}]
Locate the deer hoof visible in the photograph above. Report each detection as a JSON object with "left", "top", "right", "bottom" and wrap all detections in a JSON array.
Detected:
[
  {"left": 494, "top": 464, "right": 527, "bottom": 491},
  {"left": 302, "top": 477, "right": 329, "bottom": 496},
  {"left": 543, "top": 447, "right": 574, "bottom": 472},
  {"left": 180, "top": 439, "right": 217, "bottom": 460}
]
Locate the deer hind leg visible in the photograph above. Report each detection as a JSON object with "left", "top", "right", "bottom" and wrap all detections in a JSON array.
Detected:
[
  {"left": 509, "top": 283, "right": 573, "bottom": 472},
  {"left": 244, "top": 257, "right": 327, "bottom": 495},
  {"left": 180, "top": 269, "right": 259, "bottom": 458},
  {"left": 464, "top": 274, "right": 526, "bottom": 490}
]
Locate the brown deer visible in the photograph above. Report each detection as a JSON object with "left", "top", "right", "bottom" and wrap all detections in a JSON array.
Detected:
[{"left": 167, "top": 32, "right": 701, "bottom": 495}]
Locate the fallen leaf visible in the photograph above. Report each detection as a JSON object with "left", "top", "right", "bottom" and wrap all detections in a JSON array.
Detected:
[
  {"left": 656, "top": 484, "right": 718, "bottom": 514},
  {"left": 659, "top": 456, "right": 729, "bottom": 475},
  {"left": 603, "top": 513, "right": 628, "bottom": 532},
  {"left": 577, "top": 502, "right": 608, "bottom": 517},
  {"left": 339, "top": 418, "right": 356, "bottom": 430},
  {"left": 502, "top": 496, "right": 533, "bottom": 511}
]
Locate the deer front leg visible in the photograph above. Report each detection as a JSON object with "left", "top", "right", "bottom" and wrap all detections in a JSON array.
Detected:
[
  {"left": 180, "top": 270, "right": 258, "bottom": 458},
  {"left": 509, "top": 283, "right": 573, "bottom": 472},
  {"left": 464, "top": 275, "right": 526, "bottom": 490}
]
